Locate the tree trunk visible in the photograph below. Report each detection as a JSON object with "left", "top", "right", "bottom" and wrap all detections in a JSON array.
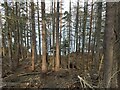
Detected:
[
  {"left": 41, "top": 1, "right": 48, "bottom": 73},
  {"left": 59, "top": 0, "right": 62, "bottom": 68},
  {"left": 75, "top": 0, "right": 79, "bottom": 53},
  {"left": 103, "top": 2, "right": 115, "bottom": 88},
  {"left": 94, "top": 1, "right": 102, "bottom": 73},
  {"left": 68, "top": 0, "right": 71, "bottom": 69},
  {"left": 15, "top": 2, "right": 19, "bottom": 67},
  {"left": 31, "top": 2, "right": 36, "bottom": 71},
  {"left": 51, "top": 0, "right": 56, "bottom": 70},
  {"left": 87, "top": 0, "right": 94, "bottom": 71},
  {"left": 4, "top": 2, "right": 13, "bottom": 71},
  {"left": 82, "top": 1, "right": 88, "bottom": 74},
  {"left": 117, "top": 2, "right": 120, "bottom": 88},
  {"left": 55, "top": 0, "right": 60, "bottom": 71},
  {"left": 37, "top": 1, "right": 41, "bottom": 60}
]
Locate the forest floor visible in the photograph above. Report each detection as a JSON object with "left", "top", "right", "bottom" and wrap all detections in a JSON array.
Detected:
[{"left": 2, "top": 57, "right": 96, "bottom": 89}]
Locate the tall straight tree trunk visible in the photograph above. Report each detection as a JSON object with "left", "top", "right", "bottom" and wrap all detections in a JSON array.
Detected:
[
  {"left": 1, "top": 13, "right": 5, "bottom": 58},
  {"left": 111, "top": 2, "right": 119, "bottom": 88},
  {"left": 94, "top": 1, "right": 102, "bottom": 72},
  {"left": 51, "top": 0, "right": 56, "bottom": 70},
  {"left": 41, "top": 1, "right": 47, "bottom": 73},
  {"left": 117, "top": 2, "right": 120, "bottom": 88},
  {"left": 55, "top": 0, "right": 60, "bottom": 71},
  {"left": 112, "top": 2, "right": 120, "bottom": 88},
  {"left": 15, "top": 2, "right": 19, "bottom": 67},
  {"left": 4, "top": 1, "right": 13, "bottom": 70},
  {"left": 75, "top": 0, "right": 79, "bottom": 53},
  {"left": 68, "top": 0, "right": 71, "bottom": 69},
  {"left": 0, "top": 11, "right": 2, "bottom": 57},
  {"left": 31, "top": 1, "right": 36, "bottom": 71},
  {"left": 26, "top": 2, "right": 29, "bottom": 58},
  {"left": 37, "top": 1, "right": 41, "bottom": 59},
  {"left": 103, "top": 2, "right": 115, "bottom": 88},
  {"left": 87, "top": 0, "right": 93, "bottom": 71},
  {"left": 78, "top": 14, "right": 82, "bottom": 53},
  {"left": 82, "top": 0, "right": 88, "bottom": 74},
  {"left": 59, "top": 0, "right": 62, "bottom": 67}
]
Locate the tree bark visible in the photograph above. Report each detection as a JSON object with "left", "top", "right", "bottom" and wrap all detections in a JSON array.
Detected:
[
  {"left": 55, "top": 0, "right": 60, "bottom": 71},
  {"left": 103, "top": 2, "right": 115, "bottom": 88},
  {"left": 41, "top": 1, "right": 48, "bottom": 73},
  {"left": 31, "top": 2, "right": 36, "bottom": 71},
  {"left": 94, "top": 1, "right": 102, "bottom": 72}
]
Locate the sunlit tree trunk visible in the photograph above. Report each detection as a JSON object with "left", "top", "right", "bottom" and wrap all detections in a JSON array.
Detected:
[
  {"left": 51, "top": 0, "right": 56, "bottom": 70},
  {"left": 55, "top": 0, "right": 60, "bottom": 71},
  {"left": 41, "top": 1, "right": 48, "bottom": 73}
]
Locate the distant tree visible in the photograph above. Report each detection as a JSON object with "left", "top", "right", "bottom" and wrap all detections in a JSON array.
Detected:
[
  {"left": 4, "top": 1, "right": 13, "bottom": 70},
  {"left": 51, "top": 0, "right": 56, "bottom": 70},
  {"left": 75, "top": 0, "right": 79, "bottom": 53},
  {"left": 14, "top": 2, "right": 20, "bottom": 68},
  {"left": 87, "top": 0, "right": 94, "bottom": 71},
  {"left": 59, "top": 0, "right": 62, "bottom": 68},
  {"left": 68, "top": 0, "right": 71, "bottom": 69},
  {"left": 37, "top": 1, "right": 41, "bottom": 59},
  {"left": 0, "top": 11, "right": 2, "bottom": 57},
  {"left": 94, "top": 1, "right": 102, "bottom": 72},
  {"left": 82, "top": 0, "right": 88, "bottom": 73}
]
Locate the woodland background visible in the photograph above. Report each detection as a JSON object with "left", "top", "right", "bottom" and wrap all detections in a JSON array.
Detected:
[{"left": 0, "top": 0, "right": 120, "bottom": 88}]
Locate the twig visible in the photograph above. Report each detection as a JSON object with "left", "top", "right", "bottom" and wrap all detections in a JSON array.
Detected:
[
  {"left": 78, "top": 75, "right": 94, "bottom": 90},
  {"left": 97, "top": 55, "right": 104, "bottom": 87},
  {"left": 98, "top": 55, "right": 104, "bottom": 75}
]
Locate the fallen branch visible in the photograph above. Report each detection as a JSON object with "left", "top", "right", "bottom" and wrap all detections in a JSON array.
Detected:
[
  {"left": 107, "top": 69, "right": 120, "bottom": 88},
  {"left": 78, "top": 75, "right": 94, "bottom": 90},
  {"left": 17, "top": 72, "right": 41, "bottom": 77},
  {"left": 3, "top": 74, "right": 15, "bottom": 81}
]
